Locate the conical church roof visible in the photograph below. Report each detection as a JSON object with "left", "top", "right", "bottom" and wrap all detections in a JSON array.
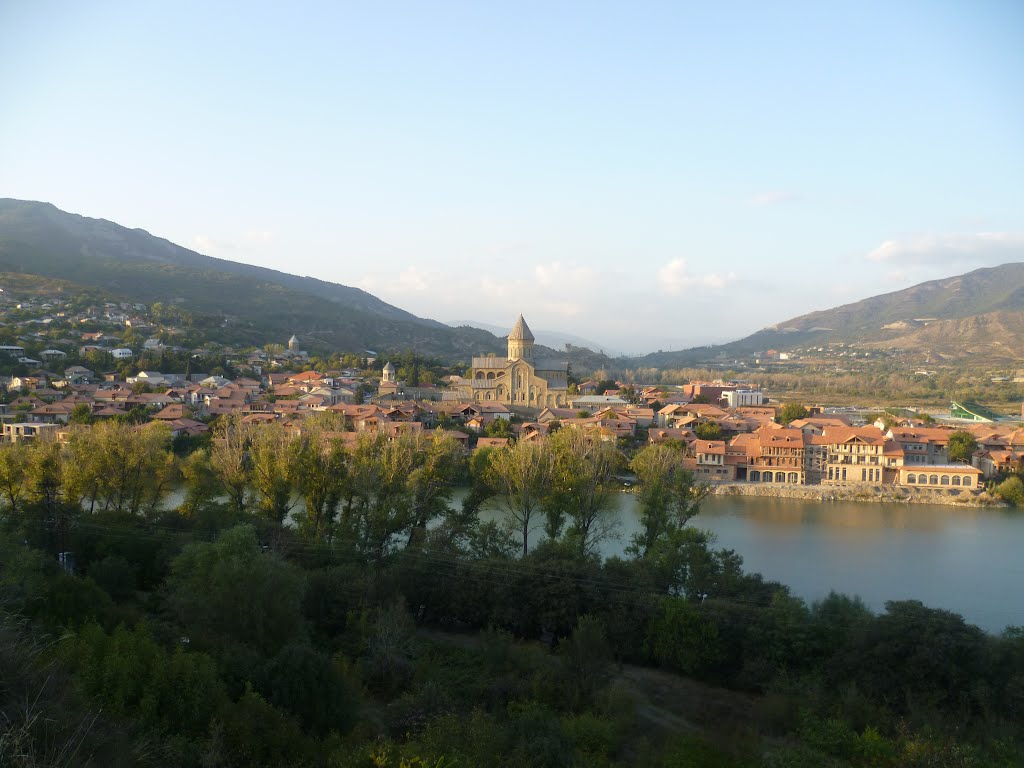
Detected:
[{"left": 507, "top": 314, "right": 535, "bottom": 342}]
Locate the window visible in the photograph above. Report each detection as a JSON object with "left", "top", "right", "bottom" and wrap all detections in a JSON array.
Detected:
[
  {"left": 929, "top": 475, "right": 939, "bottom": 485},
  {"left": 963, "top": 476, "right": 972, "bottom": 487},
  {"left": 952, "top": 476, "right": 961, "bottom": 486},
  {"left": 940, "top": 475, "right": 950, "bottom": 486},
  {"left": 907, "top": 474, "right": 916, "bottom": 484}
]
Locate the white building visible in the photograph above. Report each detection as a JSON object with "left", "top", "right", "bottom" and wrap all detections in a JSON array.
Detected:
[
  {"left": 110, "top": 348, "right": 133, "bottom": 360},
  {"left": 723, "top": 389, "right": 765, "bottom": 408}
]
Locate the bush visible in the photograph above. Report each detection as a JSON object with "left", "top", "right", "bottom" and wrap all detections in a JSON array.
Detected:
[{"left": 994, "top": 476, "right": 1024, "bottom": 507}]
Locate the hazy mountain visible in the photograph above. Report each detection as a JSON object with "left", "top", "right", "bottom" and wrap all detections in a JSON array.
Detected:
[
  {"left": 446, "top": 320, "right": 622, "bottom": 356},
  {"left": 0, "top": 199, "right": 521, "bottom": 358},
  {"left": 638, "top": 263, "right": 1024, "bottom": 367}
]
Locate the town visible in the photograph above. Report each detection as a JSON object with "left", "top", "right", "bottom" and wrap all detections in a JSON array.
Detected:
[{"left": 2, "top": 293, "right": 1022, "bottom": 502}]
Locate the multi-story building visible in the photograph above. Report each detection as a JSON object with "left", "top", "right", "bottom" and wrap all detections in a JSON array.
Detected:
[
  {"left": 748, "top": 428, "right": 806, "bottom": 484},
  {"left": 886, "top": 427, "right": 952, "bottom": 466},
  {"left": 822, "top": 427, "right": 885, "bottom": 484}
]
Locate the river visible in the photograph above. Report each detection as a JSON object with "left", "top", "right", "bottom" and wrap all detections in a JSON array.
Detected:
[
  {"left": 483, "top": 493, "right": 1024, "bottom": 634},
  {"left": 164, "top": 486, "right": 1023, "bottom": 633}
]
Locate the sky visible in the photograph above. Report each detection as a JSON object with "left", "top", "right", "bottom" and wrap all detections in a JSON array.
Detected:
[{"left": 1, "top": 1, "right": 1023, "bottom": 354}]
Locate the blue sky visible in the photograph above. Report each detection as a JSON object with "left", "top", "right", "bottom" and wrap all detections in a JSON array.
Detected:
[{"left": 2, "top": 1, "right": 1022, "bottom": 353}]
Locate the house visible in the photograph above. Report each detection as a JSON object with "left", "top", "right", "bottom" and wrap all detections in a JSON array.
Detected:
[
  {"left": 974, "top": 448, "right": 1023, "bottom": 478},
  {"left": 2, "top": 422, "right": 60, "bottom": 442},
  {"left": 886, "top": 427, "right": 953, "bottom": 466},
  {"left": 899, "top": 465, "right": 982, "bottom": 488},
  {"left": 822, "top": 427, "right": 886, "bottom": 484},
  {"left": 748, "top": 428, "right": 806, "bottom": 484},
  {"left": 687, "top": 439, "right": 734, "bottom": 481},
  {"left": 476, "top": 437, "right": 511, "bottom": 449},
  {"left": 110, "top": 348, "right": 133, "bottom": 360}
]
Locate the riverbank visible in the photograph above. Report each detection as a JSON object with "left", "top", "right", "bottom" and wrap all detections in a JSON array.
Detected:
[{"left": 710, "top": 481, "right": 1006, "bottom": 508}]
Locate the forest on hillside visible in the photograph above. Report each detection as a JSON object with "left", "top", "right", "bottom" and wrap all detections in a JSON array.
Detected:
[{"left": 1, "top": 420, "right": 1022, "bottom": 767}]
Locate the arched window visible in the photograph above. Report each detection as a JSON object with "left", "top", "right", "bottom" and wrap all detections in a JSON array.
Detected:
[
  {"left": 963, "top": 476, "right": 972, "bottom": 487},
  {"left": 750, "top": 470, "right": 760, "bottom": 482},
  {"left": 788, "top": 472, "right": 799, "bottom": 483},
  {"left": 486, "top": 372, "right": 495, "bottom": 380},
  {"left": 940, "top": 475, "right": 950, "bottom": 486},
  {"left": 906, "top": 474, "right": 916, "bottom": 484},
  {"left": 952, "top": 476, "right": 961, "bottom": 486},
  {"left": 475, "top": 371, "right": 484, "bottom": 379},
  {"left": 929, "top": 475, "right": 939, "bottom": 486},
  {"left": 775, "top": 472, "right": 786, "bottom": 483},
  {"left": 762, "top": 472, "right": 772, "bottom": 483}
]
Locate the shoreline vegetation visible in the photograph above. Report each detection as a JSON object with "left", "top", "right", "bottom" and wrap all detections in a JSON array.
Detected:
[{"left": 1, "top": 422, "right": 1022, "bottom": 766}]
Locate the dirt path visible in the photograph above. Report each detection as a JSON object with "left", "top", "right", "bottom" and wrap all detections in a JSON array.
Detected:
[{"left": 418, "top": 626, "right": 759, "bottom": 739}]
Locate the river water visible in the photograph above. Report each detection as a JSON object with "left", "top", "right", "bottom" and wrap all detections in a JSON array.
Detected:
[
  {"left": 164, "top": 486, "right": 1022, "bottom": 633},
  {"left": 482, "top": 493, "right": 1024, "bottom": 634}
]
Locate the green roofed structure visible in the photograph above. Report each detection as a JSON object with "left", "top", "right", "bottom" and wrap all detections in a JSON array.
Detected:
[{"left": 950, "top": 401, "right": 1003, "bottom": 423}]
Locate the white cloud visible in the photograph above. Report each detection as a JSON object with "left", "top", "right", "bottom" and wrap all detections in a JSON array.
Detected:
[
  {"left": 192, "top": 234, "right": 234, "bottom": 253},
  {"left": 657, "top": 259, "right": 735, "bottom": 296},
  {"left": 867, "top": 232, "right": 1024, "bottom": 264},
  {"left": 358, "top": 266, "right": 431, "bottom": 295},
  {"left": 751, "top": 190, "right": 799, "bottom": 207},
  {"left": 534, "top": 261, "right": 594, "bottom": 287},
  {"left": 244, "top": 230, "right": 274, "bottom": 244}
]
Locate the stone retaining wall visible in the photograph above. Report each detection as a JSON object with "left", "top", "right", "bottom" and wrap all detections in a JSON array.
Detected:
[{"left": 710, "top": 481, "right": 1002, "bottom": 508}]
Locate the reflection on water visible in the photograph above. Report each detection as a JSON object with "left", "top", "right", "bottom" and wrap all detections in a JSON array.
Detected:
[
  {"left": 163, "top": 486, "right": 1022, "bottom": 633},
  {"left": 611, "top": 494, "right": 1021, "bottom": 633}
]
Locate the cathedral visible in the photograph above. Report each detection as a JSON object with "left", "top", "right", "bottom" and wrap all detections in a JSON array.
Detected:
[{"left": 457, "top": 315, "right": 569, "bottom": 408}]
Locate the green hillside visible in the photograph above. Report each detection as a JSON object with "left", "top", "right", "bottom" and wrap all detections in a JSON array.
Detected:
[{"left": 0, "top": 199, "right": 508, "bottom": 359}]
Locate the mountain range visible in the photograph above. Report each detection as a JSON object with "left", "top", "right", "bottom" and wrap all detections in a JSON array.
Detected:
[
  {"left": 638, "top": 262, "right": 1024, "bottom": 367},
  {"left": 1, "top": 198, "right": 1022, "bottom": 370},
  {"left": 0, "top": 199, "right": 569, "bottom": 362}
]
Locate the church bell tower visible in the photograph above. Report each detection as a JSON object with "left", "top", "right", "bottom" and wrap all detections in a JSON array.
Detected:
[{"left": 507, "top": 314, "right": 535, "bottom": 362}]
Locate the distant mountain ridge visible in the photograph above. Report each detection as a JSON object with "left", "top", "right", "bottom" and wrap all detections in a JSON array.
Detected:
[
  {"left": 446, "top": 319, "right": 621, "bottom": 356},
  {"left": 638, "top": 263, "right": 1024, "bottom": 366},
  {"left": 0, "top": 199, "right": 569, "bottom": 361}
]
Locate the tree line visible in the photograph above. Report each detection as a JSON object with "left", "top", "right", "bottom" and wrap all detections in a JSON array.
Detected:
[{"left": 1, "top": 418, "right": 1022, "bottom": 766}]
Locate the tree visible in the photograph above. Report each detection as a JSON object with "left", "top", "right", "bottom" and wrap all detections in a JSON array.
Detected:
[
  {"left": 546, "top": 429, "right": 622, "bottom": 556},
  {"left": 292, "top": 421, "right": 348, "bottom": 541},
  {"left": 62, "top": 421, "right": 174, "bottom": 515},
  {"left": 167, "top": 524, "right": 306, "bottom": 655},
  {"left": 484, "top": 418, "right": 511, "bottom": 438},
  {"left": 68, "top": 403, "right": 95, "bottom": 426},
  {"left": 694, "top": 422, "right": 724, "bottom": 441},
  {"left": 628, "top": 443, "right": 711, "bottom": 562},
  {"left": 486, "top": 439, "right": 553, "bottom": 556},
  {"left": 248, "top": 422, "right": 298, "bottom": 526},
  {"left": 344, "top": 432, "right": 418, "bottom": 561},
  {"left": 210, "top": 413, "right": 253, "bottom": 516},
  {"left": 947, "top": 430, "right": 977, "bottom": 463},
  {"left": 779, "top": 403, "right": 809, "bottom": 425},
  {"left": 0, "top": 443, "right": 29, "bottom": 518},
  {"left": 406, "top": 432, "right": 463, "bottom": 547}
]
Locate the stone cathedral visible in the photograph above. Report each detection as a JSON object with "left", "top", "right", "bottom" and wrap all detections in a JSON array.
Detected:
[{"left": 457, "top": 315, "right": 569, "bottom": 408}]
